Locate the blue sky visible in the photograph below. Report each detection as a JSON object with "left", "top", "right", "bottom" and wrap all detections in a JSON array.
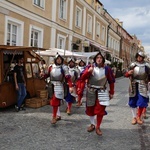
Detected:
[{"left": 99, "top": 0, "right": 150, "bottom": 54}]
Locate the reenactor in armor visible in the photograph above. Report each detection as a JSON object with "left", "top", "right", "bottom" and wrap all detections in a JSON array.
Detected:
[
  {"left": 124, "top": 51, "right": 150, "bottom": 125},
  {"left": 76, "top": 59, "right": 86, "bottom": 106},
  {"left": 65, "top": 57, "right": 79, "bottom": 115},
  {"left": 80, "top": 52, "right": 115, "bottom": 136},
  {"left": 42, "top": 53, "right": 73, "bottom": 124}
]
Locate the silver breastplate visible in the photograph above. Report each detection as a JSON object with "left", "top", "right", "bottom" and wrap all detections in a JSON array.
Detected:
[
  {"left": 50, "top": 65, "right": 63, "bottom": 81},
  {"left": 78, "top": 66, "right": 85, "bottom": 73},
  {"left": 69, "top": 68, "right": 76, "bottom": 83},
  {"left": 133, "top": 64, "right": 148, "bottom": 80},
  {"left": 88, "top": 67, "right": 107, "bottom": 89}
]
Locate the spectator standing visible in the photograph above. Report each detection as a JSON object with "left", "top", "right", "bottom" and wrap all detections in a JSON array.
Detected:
[{"left": 14, "top": 56, "right": 27, "bottom": 112}]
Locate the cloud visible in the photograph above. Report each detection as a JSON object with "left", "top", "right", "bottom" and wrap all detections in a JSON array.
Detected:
[
  {"left": 112, "top": 7, "right": 150, "bottom": 31},
  {"left": 100, "top": 0, "right": 150, "bottom": 53}
]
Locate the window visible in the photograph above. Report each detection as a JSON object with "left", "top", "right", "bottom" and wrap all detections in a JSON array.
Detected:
[
  {"left": 59, "top": 0, "right": 67, "bottom": 19},
  {"left": 91, "top": 0, "right": 95, "bottom": 7},
  {"left": 76, "top": 7, "right": 82, "bottom": 27},
  {"left": 33, "top": 0, "right": 45, "bottom": 8},
  {"left": 31, "top": 30, "right": 38, "bottom": 47},
  {"left": 87, "top": 15, "right": 92, "bottom": 33},
  {"left": 96, "top": 21, "right": 100, "bottom": 37},
  {"left": 101, "top": 26, "right": 105, "bottom": 41},
  {"left": 58, "top": 37, "right": 64, "bottom": 49},
  {"left": 7, "top": 23, "right": 17, "bottom": 46},
  {"left": 5, "top": 17, "right": 24, "bottom": 46},
  {"left": 29, "top": 25, "right": 43, "bottom": 48},
  {"left": 57, "top": 34, "right": 66, "bottom": 49},
  {"left": 97, "top": 5, "right": 101, "bottom": 14}
]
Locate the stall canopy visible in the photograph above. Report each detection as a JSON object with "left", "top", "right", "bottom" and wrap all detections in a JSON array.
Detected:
[
  {"left": 71, "top": 51, "right": 111, "bottom": 64},
  {"left": 36, "top": 48, "right": 85, "bottom": 65},
  {"left": 36, "top": 48, "right": 85, "bottom": 57},
  {"left": 37, "top": 48, "right": 111, "bottom": 65}
]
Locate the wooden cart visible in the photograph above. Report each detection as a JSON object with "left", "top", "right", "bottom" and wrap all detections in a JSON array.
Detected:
[{"left": 0, "top": 45, "right": 47, "bottom": 108}]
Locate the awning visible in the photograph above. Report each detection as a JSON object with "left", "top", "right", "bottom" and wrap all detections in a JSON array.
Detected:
[
  {"left": 0, "top": 45, "right": 46, "bottom": 51},
  {"left": 36, "top": 48, "right": 84, "bottom": 57},
  {"left": 90, "top": 42, "right": 111, "bottom": 53},
  {"left": 112, "top": 55, "right": 124, "bottom": 63},
  {"left": 3, "top": 50, "right": 23, "bottom": 55}
]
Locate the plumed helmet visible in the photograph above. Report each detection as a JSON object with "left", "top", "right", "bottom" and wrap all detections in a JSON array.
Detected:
[
  {"left": 54, "top": 52, "right": 64, "bottom": 64},
  {"left": 67, "top": 57, "right": 76, "bottom": 63},
  {"left": 135, "top": 51, "right": 145, "bottom": 58},
  {"left": 93, "top": 51, "right": 105, "bottom": 63}
]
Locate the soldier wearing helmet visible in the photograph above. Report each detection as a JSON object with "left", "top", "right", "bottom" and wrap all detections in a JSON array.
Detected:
[
  {"left": 76, "top": 59, "right": 86, "bottom": 106},
  {"left": 124, "top": 51, "right": 150, "bottom": 125},
  {"left": 79, "top": 51, "right": 115, "bottom": 136},
  {"left": 65, "top": 57, "right": 80, "bottom": 115},
  {"left": 42, "top": 53, "right": 73, "bottom": 124}
]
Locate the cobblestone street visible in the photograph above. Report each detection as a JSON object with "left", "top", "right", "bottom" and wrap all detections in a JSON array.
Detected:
[{"left": 0, "top": 77, "right": 150, "bottom": 150}]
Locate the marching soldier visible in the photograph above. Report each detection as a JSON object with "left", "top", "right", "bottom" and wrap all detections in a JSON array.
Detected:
[
  {"left": 42, "top": 53, "right": 73, "bottom": 124},
  {"left": 76, "top": 59, "right": 86, "bottom": 106},
  {"left": 65, "top": 57, "right": 79, "bottom": 115},
  {"left": 124, "top": 51, "right": 150, "bottom": 125},
  {"left": 80, "top": 52, "right": 115, "bottom": 136}
]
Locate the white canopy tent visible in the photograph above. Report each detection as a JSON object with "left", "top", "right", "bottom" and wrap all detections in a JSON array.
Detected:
[
  {"left": 36, "top": 48, "right": 85, "bottom": 57},
  {"left": 74, "top": 51, "right": 111, "bottom": 65},
  {"left": 36, "top": 48, "right": 111, "bottom": 65},
  {"left": 36, "top": 48, "right": 86, "bottom": 65}
]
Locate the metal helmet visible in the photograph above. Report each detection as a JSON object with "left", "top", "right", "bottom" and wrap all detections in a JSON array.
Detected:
[
  {"left": 93, "top": 51, "right": 105, "bottom": 63},
  {"left": 78, "top": 59, "right": 86, "bottom": 66},
  {"left": 137, "top": 51, "right": 145, "bottom": 58},
  {"left": 67, "top": 57, "right": 76, "bottom": 63},
  {"left": 54, "top": 52, "right": 64, "bottom": 64}
]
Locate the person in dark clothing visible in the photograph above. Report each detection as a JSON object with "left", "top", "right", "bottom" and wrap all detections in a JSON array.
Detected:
[{"left": 14, "top": 56, "right": 27, "bottom": 112}]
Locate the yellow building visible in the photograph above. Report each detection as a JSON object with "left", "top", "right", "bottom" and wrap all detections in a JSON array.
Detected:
[{"left": 0, "top": 0, "right": 141, "bottom": 66}]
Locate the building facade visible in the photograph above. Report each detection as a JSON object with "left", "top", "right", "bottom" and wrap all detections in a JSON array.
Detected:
[{"left": 0, "top": 0, "right": 144, "bottom": 68}]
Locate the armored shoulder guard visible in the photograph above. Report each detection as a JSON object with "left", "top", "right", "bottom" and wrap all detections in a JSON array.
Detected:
[
  {"left": 145, "top": 62, "right": 150, "bottom": 68},
  {"left": 129, "top": 62, "right": 136, "bottom": 70},
  {"left": 62, "top": 65, "right": 69, "bottom": 76}
]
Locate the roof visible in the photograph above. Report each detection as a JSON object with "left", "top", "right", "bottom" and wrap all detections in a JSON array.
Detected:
[{"left": 0, "top": 45, "right": 46, "bottom": 51}]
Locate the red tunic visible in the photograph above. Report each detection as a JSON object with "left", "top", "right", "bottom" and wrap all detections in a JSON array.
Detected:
[
  {"left": 76, "top": 79, "right": 86, "bottom": 97},
  {"left": 80, "top": 64, "right": 115, "bottom": 116}
]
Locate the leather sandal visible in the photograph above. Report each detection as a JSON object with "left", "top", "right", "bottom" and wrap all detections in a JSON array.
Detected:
[
  {"left": 51, "top": 118, "right": 57, "bottom": 124},
  {"left": 136, "top": 117, "right": 143, "bottom": 125},
  {"left": 76, "top": 102, "right": 82, "bottom": 107},
  {"left": 67, "top": 110, "right": 71, "bottom": 115},
  {"left": 87, "top": 124, "right": 95, "bottom": 132},
  {"left": 131, "top": 117, "right": 137, "bottom": 125},
  {"left": 96, "top": 128, "right": 102, "bottom": 136},
  {"left": 56, "top": 116, "right": 61, "bottom": 121}
]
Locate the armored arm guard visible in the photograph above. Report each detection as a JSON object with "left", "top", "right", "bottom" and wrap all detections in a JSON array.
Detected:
[{"left": 145, "top": 62, "right": 150, "bottom": 81}]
